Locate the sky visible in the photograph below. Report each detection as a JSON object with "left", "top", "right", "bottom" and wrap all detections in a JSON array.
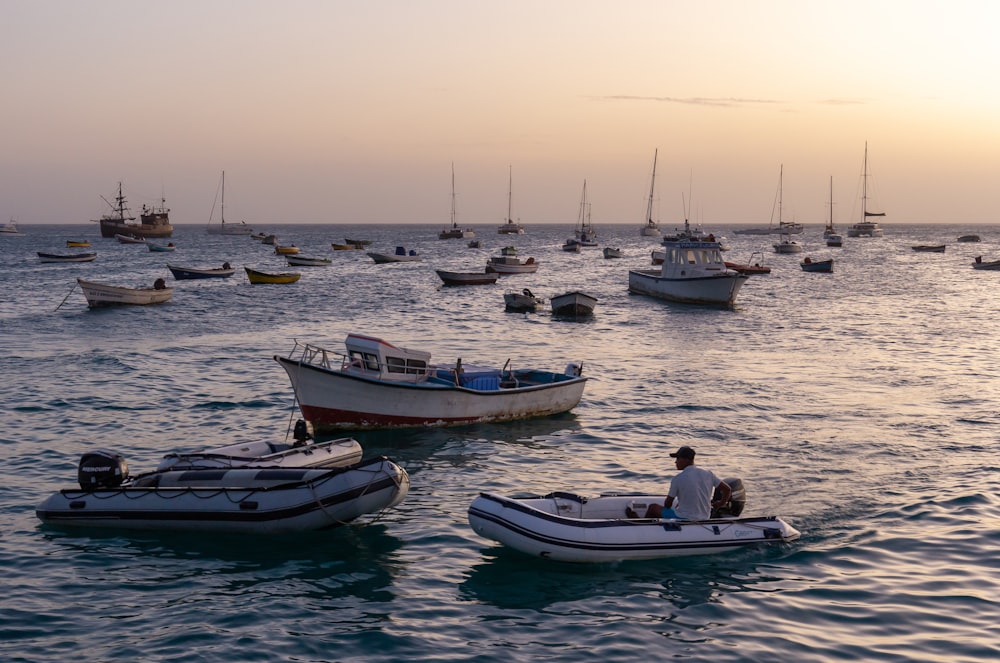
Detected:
[{"left": 2, "top": 0, "right": 999, "bottom": 226}]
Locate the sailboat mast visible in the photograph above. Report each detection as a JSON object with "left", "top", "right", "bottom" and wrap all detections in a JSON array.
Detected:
[
  {"left": 829, "top": 176, "right": 834, "bottom": 226},
  {"left": 862, "top": 142, "right": 868, "bottom": 217},
  {"left": 507, "top": 165, "right": 512, "bottom": 222},
  {"left": 450, "top": 163, "right": 457, "bottom": 227},
  {"left": 221, "top": 171, "right": 226, "bottom": 225},
  {"left": 646, "top": 149, "right": 658, "bottom": 223},
  {"left": 778, "top": 164, "right": 784, "bottom": 225}
]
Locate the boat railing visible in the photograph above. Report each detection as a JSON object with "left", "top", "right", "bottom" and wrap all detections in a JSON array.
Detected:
[{"left": 287, "top": 339, "right": 339, "bottom": 370}]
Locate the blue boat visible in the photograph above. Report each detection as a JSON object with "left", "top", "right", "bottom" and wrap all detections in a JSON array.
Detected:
[{"left": 800, "top": 257, "right": 834, "bottom": 273}]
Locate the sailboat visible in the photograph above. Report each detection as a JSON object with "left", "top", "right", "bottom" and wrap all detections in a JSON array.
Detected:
[
  {"left": 771, "top": 165, "right": 802, "bottom": 254},
  {"left": 206, "top": 171, "right": 253, "bottom": 236},
  {"left": 825, "top": 176, "right": 843, "bottom": 247},
  {"left": 571, "top": 180, "right": 597, "bottom": 247},
  {"left": 639, "top": 150, "right": 661, "bottom": 236},
  {"left": 846, "top": 142, "right": 885, "bottom": 238},
  {"left": 497, "top": 166, "right": 525, "bottom": 234},
  {"left": 439, "top": 164, "right": 475, "bottom": 239}
]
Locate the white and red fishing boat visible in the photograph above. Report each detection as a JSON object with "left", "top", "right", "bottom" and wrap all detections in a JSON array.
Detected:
[{"left": 274, "top": 333, "right": 586, "bottom": 432}]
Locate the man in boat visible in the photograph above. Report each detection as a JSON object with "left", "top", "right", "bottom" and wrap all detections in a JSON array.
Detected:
[{"left": 626, "top": 445, "right": 731, "bottom": 520}]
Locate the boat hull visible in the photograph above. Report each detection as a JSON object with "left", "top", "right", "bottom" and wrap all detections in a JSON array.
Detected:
[
  {"left": 274, "top": 356, "right": 587, "bottom": 432},
  {"left": 551, "top": 292, "right": 597, "bottom": 317},
  {"left": 436, "top": 270, "right": 499, "bottom": 286},
  {"left": 100, "top": 219, "right": 173, "bottom": 239},
  {"left": 36, "top": 457, "right": 409, "bottom": 533},
  {"left": 800, "top": 259, "right": 834, "bottom": 273},
  {"left": 285, "top": 256, "right": 332, "bottom": 266},
  {"left": 367, "top": 252, "right": 422, "bottom": 263},
  {"left": 38, "top": 252, "right": 96, "bottom": 263},
  {"left": 168, "top": 265, "right": 236, "bottom": 279},
  {"left": 77, "top": 278, "right": 173, "bottom": 307},
  {"left": 245, "top": 267, "right": 301, "bottom": 284},
  {"left": 467, "top": 492, "right": 800, "bottom": 563},
  {"left": 628, "top": 270, "right": 748, "bottom": 308}
]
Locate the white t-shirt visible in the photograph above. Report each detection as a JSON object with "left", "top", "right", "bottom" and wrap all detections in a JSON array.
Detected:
[{"left": 668, "top": 465, "right": 721, "bottom": 520}]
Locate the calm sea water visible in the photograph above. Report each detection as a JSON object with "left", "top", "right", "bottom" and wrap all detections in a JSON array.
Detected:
[{"left": 2, "top": 222, "right": 1000, "bottom": 662}]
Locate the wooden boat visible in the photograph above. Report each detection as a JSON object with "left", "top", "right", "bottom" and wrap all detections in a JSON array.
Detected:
[
  {"left": 168, "top": 263, "right": 236, "bottom": 280},
  {"left": 368, "top": 247, "right": 422, "bottom": 263},
  {"left": 439, "top": 163, "right": 476, "bottom": 239},
  {"left": 846, "top": 142, "right": 886, "bottom": 237},
  {"left": 157, "top": 430, "right": 362, "bottom": 471},
  {"left": 245, "top": 267, "right": 301, "bottom": 284},
  {"left": 1, "top": 218, "right": 25, "bottom": 236},
  {"left": 115, "top": 233, "right": 146, "bottom": 244},
  {"left": 38, "top": 251, "right": 97, "bottom": 263},
  {"left": 504, "top": 288, "right": 544, "bottom": 312},
  {"left": 467, "top": 489, "right": 800, "bottom": 563},
  {"left": 331, "top": 243, "right": 359, "bottom": 250},
  {"left": 725, "top": 251, "right": 771, "bottom": 275},
  {"left": 66, "top": 240, "right": 90, "bottom": 247},
  {"left": 911, "top": 245, "right": 946, "bottom": 253},
  {"left": 561, "top": 240, "right": 582, "bottom": 252},
  {"left": 274, "top": 245, "right": 300, "bottom": 255},
  {"left": 486, "top": 246, "right": 538, "bottom": 274},
  {"left": 206, "top": 171, "right": 253, "bottom": 235},
  {"left": 800, "top": 257, "right": 834, "bottom": 273},
  {"left": 345, "top": 238, "right": 372, "bottom": 247},
  {"left": 36, "top": 452, "right": 409, "bottom": 534},
  {"left": 436, "top": 269, "right": 499, "bottom": 286},
  {"left": 551, "top": 291, "right": 598, "bottom": 317},
  {"left": 147, "top": 242, "right": 176, "bottom": 252},
  {"left": 972, "top": 257, "right": 1000, "bottom": 270},
  {"left": 285, "top": 255, "right": 332, "bottom": 266},
  {"left": 273, "top": 333, "right": 587, "bottom": 432},
  {"left": 497, "top": 166, "right": 525, "bottom": 234},
  {"left": 77, "top": 277, "right": 173, "bottom": 307},
  {"left": 957, "top": 235, "right": 981, "bottom": 243},
  {"left": 629, "top": 229, "right": 748, "bottom": 308},
  {"left": 639, "top": 150, "right": 661, "bottom": 237},
  {"left": 96, "top": 183, "right": 174, "bottom": 239},
  {"left": 603, "top": 247, "right": 623, "bottom": 259}
]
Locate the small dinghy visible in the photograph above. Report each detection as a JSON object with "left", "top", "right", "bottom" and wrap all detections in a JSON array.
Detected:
[
  {"left": 157, "top": 424, "right": 362, "bottom": 471},
  {"left": 468, "top": 483, "right": 799, "bottom": 563},
  {"left": 37, "top": 449, "right": 409, "bottom": 533}
]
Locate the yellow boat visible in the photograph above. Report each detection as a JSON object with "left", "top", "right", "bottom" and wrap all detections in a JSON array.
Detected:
[
  {"left": 245, "top": 267, "right": 301, "bottom": 284},
  {"left": 274, "top": 245, "right": 300, "bottom": 255},
  {"left": 66, "top": 240, "right": 91, "bottom": 247}
]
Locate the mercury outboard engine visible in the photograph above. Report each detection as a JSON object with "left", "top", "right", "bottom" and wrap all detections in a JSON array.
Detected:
[
  {"left": 712, "top": 477, "right": 747, "bottom": 518},
  {"left": 293, "top": 419, "right": 313, "bottom": 446},
  {"left": 78, "top": 449, "right": 129, "bottom": 490}
]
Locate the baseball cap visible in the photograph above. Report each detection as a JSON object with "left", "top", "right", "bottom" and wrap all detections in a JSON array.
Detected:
[{"left": 669, "top": 445, "right": 695, "bottom": 459}]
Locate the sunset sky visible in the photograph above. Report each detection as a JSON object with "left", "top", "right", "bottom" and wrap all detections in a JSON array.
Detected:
[{"left": 3, "top": 1, "right": 999, "bottom": 226}]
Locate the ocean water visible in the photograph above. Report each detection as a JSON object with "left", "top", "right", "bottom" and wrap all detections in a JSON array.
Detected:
[{"left": 2, "top": 222, "right": 1000, "bottom": 662}]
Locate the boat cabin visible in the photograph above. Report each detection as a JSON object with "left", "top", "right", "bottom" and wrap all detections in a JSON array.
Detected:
[
  {"left": 659, "top": 240, "right": 727, "bottom": 277},
  {"left": 344, "top": 334, "right": 432, "bottom": 383}
]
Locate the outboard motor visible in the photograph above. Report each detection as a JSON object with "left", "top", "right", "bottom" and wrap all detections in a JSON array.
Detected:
[
  {"left": 712, "top": 477, "right": 747, "bottom": 518},
  {"left": 565, "top": 362, "right": 583, "bottom": 377},
  {"left": 78, "top": 449, "right": 129, "bottom": 490},
  {"left": 293, "top": 419, "right": 313, "bottom": 446}
]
